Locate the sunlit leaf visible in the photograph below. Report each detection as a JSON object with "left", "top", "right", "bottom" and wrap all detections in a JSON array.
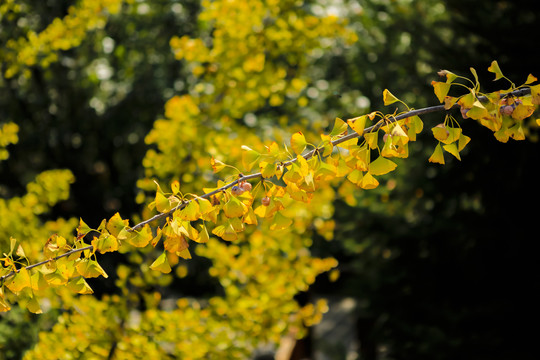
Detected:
[
  {"left": 369, "top": 156, "right": 397, "bottom": 176},
  {"left": 347, "top": 115, "right": 367, "bottom": 135},
  {"left": 107, "top": 212, "right": 129, "bottom": 237},
  {"left": 67, "top": 277, "right": 94, "bottom": 294},
  {"left": 428, "top": 143, "right": 445, "bottom": 164},
  {"left": 150, "top": 252, "right": 172, "bottom": 274},
  {"left": 241, "top": 145, "right": 261, "bottom": 171},
  {"left": 269, "top": 211, "right": 293, "bottom": 230},
  {"left": 211, "top": 157, "right": 227, "bottom": 173},
  {"left": 360, "top": 172, "right": 379, "bottom": 189},
  {"left": 383, "top": 89, "right": 400, "bottom": 105},
  {"left": 6, "top": 268, "right": 31, "bottom": 292},
  {"left": 291, "top": 131, "right": 307, "bottom": 155},
  {"left": 129, "top": 224, "right": 153, "bottom": 247},
  {"left": 76, "top": 259, "right": 108, "bottom": 278},
  {"left": 329, "top": 117, "right": 348, "bottom": 136}
]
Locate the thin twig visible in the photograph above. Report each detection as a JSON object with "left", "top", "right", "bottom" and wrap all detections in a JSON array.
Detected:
[{"left": 1, "top": 87, "right": 531, "bottom": 283}]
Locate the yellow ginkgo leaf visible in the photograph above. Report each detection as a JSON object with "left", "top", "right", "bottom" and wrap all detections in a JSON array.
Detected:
[
  {"left": 223, "top": 196, "right": 247, "bottom": 218},
  {"left": 360, "top": 172, "right": 379, "bottom": 189},
  {"left": 383, "top": 89, "right": 400, "bottom": 105},
  {"left": 212, "top": 221, "right": 237, "bottom": 241},
  {"left": 107, "top": 212, "right": 129, "bottom": 237},
  {"left": 67, "top": 276, "right": 94, "bottom": 294},
  {"left": 291, "top": 131, "right": 307, "bottom": 155},
  {"left": 330, "top": 117, "right": 348, "bottom": 136},
  {"left": 347, "top": 115, "right": 367, "bottom": 135},
  {"left": 6, "top": 268, "right": 32, "bottom": 292},
  {"left": 241, "top": 145, "right": 261, "bottom": 171},
  {"left": 129, "top": 224, "right": 153, "bottom": 247},
  {"left": 91, "top": 233, "right": 119, "bottom": 254},
  {"left": 369, "top": 156, "right": 397, "bottom": 176},
  {"left": 75, "top": 259, "right": 108, "bottom": 279},
  {"left": 431, "top": 81, "right": 451, "bottom": 103},
  {"left": 164, "top": 234, "right": 189, "bottom": 253},
  {"left": 150, "top": 252, "right": 172, "bottom": 274},
  {"left": 443, "top": 143, "right": 461, "bottom": 160},
  {"left": 269, "top": 211, "right": 293, "bottom": 230},
  {"left": 487, "top": 60, "right": 504, "bottom": 80},
  {"left": 428, "top": 143, "right": 445, "bottom": 164}
]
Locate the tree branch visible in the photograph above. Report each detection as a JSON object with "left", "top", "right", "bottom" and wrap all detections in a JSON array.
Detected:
[{"left": 1, "top": 87, "right": 531, "bottom": 283}]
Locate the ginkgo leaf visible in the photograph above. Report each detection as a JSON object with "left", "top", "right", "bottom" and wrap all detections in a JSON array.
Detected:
[
  {"left": 155, "top": 191, "right": 172, "bottom": 213},
  {"left": 432, "top": 124, "right": 450, "bottom": 142},
  {"left": 67, "top": 276, "right": 94, "bottom": 294},
  {"left": 487, "top": 60, "right": 504, "bottom": 80},
  {"left": 319, "top": 134, "right": 334, "bottom": 156},
  {"left": 369, "top": 156, "right": 397, "bottom": 176},
  {"left": 508, "top": 123, "right": 525, "bottom": 140},
  {"left": 242, "top": 207, "right": 258, "bottom": 225},
  {"left": 442, "top": 126, "right": 462, "bottom": 145},
  {"left": 77, "top": 218, "right": 92, "bottom": 238},
  {"left": 466, "top": 100, "right": 489, "bottom": 120},
  {"left": 269, "top": 211, "right": 293, "bottom": 230},
  {"left": 428, "top": 143, "right": 445, "bottom": 164},
  {"left": 291, "top": 131, "right": 307, "bottom": 155},
  {"left": 360, "top": 172, "right": 379, "bottom": 189},
  {"left": 223, "top": 196, "right": 247, "bottom": 218},
  {"left": 431, "top": 81, "right": 451, "bottom": 103},
  {"left": 259, "top": 161, "right": 277, "bottom": 178},
  {"left": 22, "top": 295, "right": 42, "bottom": 314},
  {"left": 241, "top": 145, "right": 261, "bottom": 171},
  {"left": 346, "top": 169, "right": 363, "bottom": 185},
  {"left": 76, "top": 259, "right": 108, "bottom": 278},
  {"left": 150, "top": 252, "right": 172, "bottom": 274},
  {"left": 443, "top": 142, "right": 461, "bottom": 160},
  {"left": 444, "top": 96, "right": 458, "bottom": 110},
  {"left": 129, "top": 224, "right": 153, "bottom": 247},
  {"left": 197, "top": 224, "right": 210, "bottom": 243},
  {"left": 212, "top": 221, "right": 237, "bottom": 241},
  {"left": 107, "top": 212, "right": 129, "bottom": 237},
  {"left": 164, "top": 234, "right": 188, "bottom": 253},
  {"left": 211, "top": 157, "right": 227, "bottom": 173},
  {"left": 364, "top": 131, "right": 378, "bottom": 149},
  {"left": 511, "top": 104, "right": 535, "bottom": 121},
  {"left": 176, "top": 248, "right": 192, "bottom": 259},
  {"left": 329, "top": 117, "right": 348, "bottom": 136},
  {"left": 6, "top": 268, "right": 32, "bottom": 292},
  {"left": 383, "top": 89, "right": 400, "bottom": 105},
  {"left": 347, "top": 115, "right": 367, "bottom": 135},
  {"left": 91, "top": 233, "right": 119, "bottom": 254},
  {"left": 458, "top": 134, "right": 471, "bottom": 151},
  {"left": 177, "top": 200, "right": 200, "bottom": 221},
  {"left": 30, "top": 271, "right": 48, "bottom": 292},
  {"left": 525, "top": 74, "right": 538, "bottom": 85},
  {"left": 171, "top": 180, "right": 180, "bottom": 194},
  {"left": 0, "top": 294, "right": 11, "bottom": 312}
]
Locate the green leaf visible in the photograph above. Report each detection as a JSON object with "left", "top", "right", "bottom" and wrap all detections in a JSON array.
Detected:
[{"left": 487, "top": 60, "right": 504, "bottom": 80}]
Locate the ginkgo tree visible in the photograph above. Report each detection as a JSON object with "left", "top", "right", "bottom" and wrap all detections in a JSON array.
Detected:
[{"left": 1, "top": 0, "right": 540, "bottom": 358}]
